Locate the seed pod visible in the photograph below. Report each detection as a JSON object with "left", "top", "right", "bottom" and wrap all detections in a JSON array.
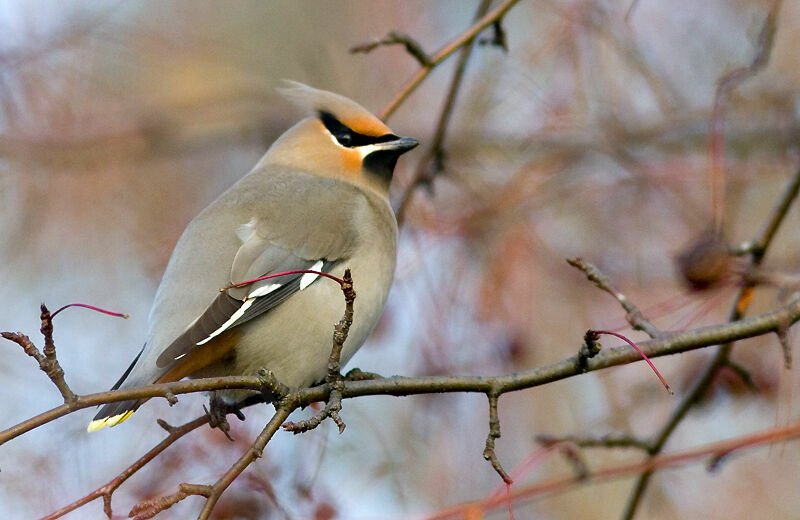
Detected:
[{"left": 676, "top": 232, "right": 730, "bottom": 290}]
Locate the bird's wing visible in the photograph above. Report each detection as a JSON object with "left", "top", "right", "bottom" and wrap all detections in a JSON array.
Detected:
[{"left": 151, "top": 172, "right": 365, "bottom": 373}]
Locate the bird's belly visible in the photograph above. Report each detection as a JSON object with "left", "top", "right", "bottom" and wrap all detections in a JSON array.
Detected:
[{"left": 191, "top": 257, "right": 392, "bottom": 401}]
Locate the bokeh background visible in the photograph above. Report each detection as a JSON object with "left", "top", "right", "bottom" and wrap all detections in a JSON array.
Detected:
[{"left": 2, "top": 1, "right": 800, "bottom": 518}]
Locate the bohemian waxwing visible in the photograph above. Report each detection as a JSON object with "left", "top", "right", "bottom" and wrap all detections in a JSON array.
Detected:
[{"left": 88, "top": 82, "right": 418, "bottom": 431}]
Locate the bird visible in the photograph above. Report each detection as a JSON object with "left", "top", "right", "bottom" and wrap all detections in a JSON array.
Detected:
[{"left": 88, "top": 81, "right": 418, "bottom": 431}]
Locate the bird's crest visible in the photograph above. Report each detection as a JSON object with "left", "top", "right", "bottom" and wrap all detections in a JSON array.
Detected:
[{"left": 277, "top": 80, "right": 391, "bottom": 138}]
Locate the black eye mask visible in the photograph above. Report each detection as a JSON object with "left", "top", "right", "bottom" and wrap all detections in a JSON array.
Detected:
[{"left": 318, "top": 111, "right": 398, "bottom": 148}]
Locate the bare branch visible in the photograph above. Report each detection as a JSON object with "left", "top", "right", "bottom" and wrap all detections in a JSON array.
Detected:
[
  {"left": 129, "top": 483, "right": 212, "bottom": 520},
  {"left": 7, "top": 250, "right": 800, "bottom": 519},
  {"left": 537, "top": 432, "right": 652, "bottom": 452},
  {"left": 709, "top": 0, "right": 781, "bottom": 232},
  {"left": 378, "top": 0, "right": 523, "bottom": 120},
  {"left": 349, "top": 31, "right": 433, "bottom": 67},
  {"left": 622, "top": 130, "right": 800, "bottom": 519},
  {"left": 426, "top": 418, "right": 800, "bottom": 520},
  {"left": 283, "top": 269, "right": 356, "bottom": 435},
  {"left": 44, "top": 416, "right": 209, "bottom": 519},
  {"left": 195, "top": 406, "right": 293, "bottom": 520},
  {"left": 0, "top": 375, "right": 264, "bottom": 446},
  {"left": 478, "top": 20, "right": 508, "bottom": 51},
  {"left": 554, "top": 442, "right": 590, "bottom": 480},
  {"left": 750, "top": 158, "right": 800, "bottom": 261},
  {"left": 482, "top": 391, "right": 512, "bottom": 483},
  {"left": 1, "top": 304, "right": 77, "bottom": 405},
  {"left": 395, "top": 0, "right": 493, "bottom": 224},
  {"left": 4, "top": 295, "right": 800, "bottom": 450},
  {"left": 567, "top": 258, "right": 660, "bottom": 338},
  {"left": 721, "top": 360, "right": 758, "bottom": 393},
  {"left": 777, "top": 329, "right": 793, "bottom": 369}
]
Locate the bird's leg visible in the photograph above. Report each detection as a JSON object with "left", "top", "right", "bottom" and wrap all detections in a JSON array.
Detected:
[{"left": 204, "top": 392, "right": 243, "bottom": 441}]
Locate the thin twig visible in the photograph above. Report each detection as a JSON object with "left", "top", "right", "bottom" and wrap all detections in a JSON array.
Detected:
[
  {"left": 283, "top": 269, "right": 356, "bottom": 434},
  {"left": 128, "top": 406, "right": 292, "bottom": 520},
  {"left": 50, "top": 302, "right": 129, "bottom": 320},
  {"left": 775, "top": 306, "right": 793, "bottom": 370},
  {"left": 44, "top": 416, "right": 209, "bottom": 520},
  {"left": 722, "top": 360, "right": 758, "bottom": 392},
  {"left": 567, "top": 258, "right": 660, "bottom": 338},
  {"left": 129, "top": 483, "right": 212, "bottom": 520},
  {"left": 483, "top": 390, "right": 512, "bottom": 483},
  {"left": 349, "top": 31, "right": 433, "bottom": 67},
  {"left": 197, "top": 405, "right": 293, "bottom": 520},
  {"left": 621, "top": 156, "right": 800, "bottom": 519},
  {"left": 0, "top": 375, "right": 266, "bottom": 446},
  {"left": 7, "top": 275, "right": 800, "bottom": 519},
  {"left": 708, "top": 0, "right": 781, "bottom": 233},
  {"left": 221, "top": 269, "right": 345, "bottom": 292},
  {"left": 592, "top": 330, "right": 673, "bottom": 394},
  {"left": 1, "top": 304, "right": 78, "bottom": 405},
  {"left": 537, "top": 432, "right": 652, "bottom": 452},
  {"left": 4, "top": 295, "right": 800, "bottom": 449},
  {"left": 750, "top": 157, "right": 800, "bottom": 262},
  {"left": 378, "top": 0, "right": 523, "bottom": 120},
  {"left": 426, "top": 418, "right": 800, "bottom": 520},
  {"left": 395, "top": 0, "right": 494, "bottom": 224},
  {"left": 478, "top": 20, "right": 508, "bottom": 51},
  {"left": 554, "top": 442, "right": 589, "bottom": 480}
]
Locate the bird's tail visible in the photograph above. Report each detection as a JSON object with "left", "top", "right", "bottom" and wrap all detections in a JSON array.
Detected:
[
  {"left": 87, "top": 399, "right": 145, "bottom": 432},
  {"left": 87, "top": 343, "right": 147, "bottom": 432}
]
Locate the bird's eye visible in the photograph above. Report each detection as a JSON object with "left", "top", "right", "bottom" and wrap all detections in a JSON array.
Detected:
[
  {"left": 319, "top": 111, "right": 396, "bottom": 149},
  {"left": 319, "top": 111, "right": 358, "bottom": 148},
  {"left": 337, "top": 132, "right": 352, "bottom": 146}
]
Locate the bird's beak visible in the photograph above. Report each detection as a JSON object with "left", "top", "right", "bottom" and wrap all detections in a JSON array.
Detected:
[{"left": 379, "top": 136, "right": 419, "bottom": 155}]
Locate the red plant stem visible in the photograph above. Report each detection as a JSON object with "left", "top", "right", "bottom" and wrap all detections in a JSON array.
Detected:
[
  {"left": 50, "top": 303, "right": 129, "bottom": 320},
  {"left": 486, "top": 445, "right": 555, "bottom": 499},
  {"left": 426, "top": 417, "right": 800, "bottom": 520},
  {"left": 506, "top": 482, "right": 515, "bottom": 520},
  {"left": 221, "top": 269, "right": 344, "bottom": 292},
  {"left": 595, "top": 330, "right": 673, "bottom": 394}
]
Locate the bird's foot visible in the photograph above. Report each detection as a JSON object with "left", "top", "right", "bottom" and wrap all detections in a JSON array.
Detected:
[
  {"left": 204, "top": 393, "right": 245, "bottom": 441},
  {"left": 344, "top": 368, "right": 383, "bottom": 381}
]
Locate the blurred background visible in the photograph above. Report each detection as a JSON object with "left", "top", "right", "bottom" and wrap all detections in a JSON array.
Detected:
[{"left": 2, "top": 0, "right": 800, "bottom": 518}]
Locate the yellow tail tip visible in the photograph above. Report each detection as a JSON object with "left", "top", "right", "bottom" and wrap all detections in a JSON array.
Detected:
[{"left": 87, "top": 410, "right": 135, "bottom": 432}]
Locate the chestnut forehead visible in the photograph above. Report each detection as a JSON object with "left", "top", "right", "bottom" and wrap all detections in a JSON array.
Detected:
[{"left": 338, "top": 114, "right": 391, "bottom": 137}]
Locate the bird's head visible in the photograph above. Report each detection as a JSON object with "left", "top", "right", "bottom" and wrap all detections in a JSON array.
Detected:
[{"left": 264, "top": 81, "right": 419, "bottom": 197}]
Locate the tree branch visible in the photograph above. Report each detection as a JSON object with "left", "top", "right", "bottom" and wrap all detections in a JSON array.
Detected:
[
  {"left": 129, "top": 406, "right": 294, "bottom": 520},
  {"left": 6, "top": 235, "right": 800, "bottom": 519},
  {"left": 537, "top": 432, "right": 652, "bottom": 452},
  {"left": 1, "top": 304, "right": 77, "bottom": 405},
  {"left": 43, "top": 416, "right": 210, "bottom": 520},
  {"left": 395, "top": 0, "right": 493, "bottom": 225},
  {"left": 709, "top": 0, "right": 780, "bottom": 232},
  {"left": 426, "top": 418, "right": 800, "bottom": 519},
  {"left": 349, "top": 31, "right": 433, "bottom": 67},
  {"left": 566, "top": 258, "right": 660, "bottom": 338},
  {"left": 4, "top": 295, "right": 800, "bottom": 450},
  {"left": 377, "top": 0, "right": 523, "bottom": 120},
  {"left": 482, "top": 390, "right": 512, "bottom": 483},
  {"left": 621, "top": 145, "right": 800, "bottom": 519}
]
